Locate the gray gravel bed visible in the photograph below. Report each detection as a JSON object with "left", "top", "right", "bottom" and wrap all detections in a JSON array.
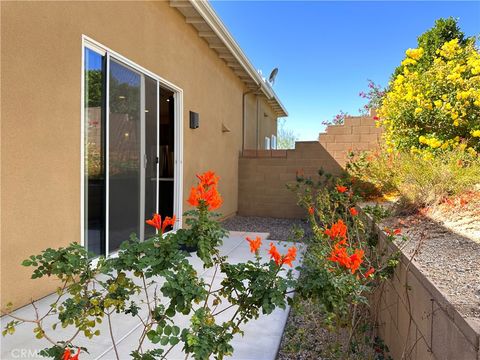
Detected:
[
  {"left": 276, "top": 299, "right": 379, "bottom": 360},
  {"left": 221, "top": 216, "right": 310, "bottom": 241},
  {"left": 384, "top": 214, "right": 480, "bottom": 318}
]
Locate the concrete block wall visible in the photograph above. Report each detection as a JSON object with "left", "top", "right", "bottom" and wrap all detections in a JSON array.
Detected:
[
  {"left": 238, "top": 115, "right": 383, "bottom": 220},
  {"left": 238, "top": 142, "right": 343, "bottom": 219},
  {"left": 318, "top": 115, "right": 383, "bottom": 166},
  {"left": 370, "top": 218, "right": 480, "bottom": 360},
  {"left": 238, "top": 117, "right": 480, "bottom": 360}
]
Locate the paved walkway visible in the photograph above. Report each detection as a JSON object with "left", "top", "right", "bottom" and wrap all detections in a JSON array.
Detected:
[{"left": 1, "top": 232, "right": 303, "bottom": 360}]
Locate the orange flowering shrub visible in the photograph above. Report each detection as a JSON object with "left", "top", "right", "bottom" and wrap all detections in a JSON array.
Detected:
[
  {"left": 289, "top": 169, "right": 401, "bottom": 354},
  {"left": 180, "top": 171, "right": 227, "bottom": 266}
]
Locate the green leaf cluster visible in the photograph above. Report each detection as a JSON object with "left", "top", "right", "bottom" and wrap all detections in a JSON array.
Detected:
[{"left": 5, "top": 197, "right": 294, "bottom": 360}]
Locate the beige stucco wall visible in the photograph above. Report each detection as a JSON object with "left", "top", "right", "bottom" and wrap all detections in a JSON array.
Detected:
[
  {"left": 244, "top": 94, "right": 278, "bottom": 150},
  {"left": 244, "top": 94, "right": 257, "bottom": 149},
  {"left": 0, "top": 1, "right": 277, "bottom": 309},
  {"left": 259, "top": 98, "right": 278, "bottom": 148}
]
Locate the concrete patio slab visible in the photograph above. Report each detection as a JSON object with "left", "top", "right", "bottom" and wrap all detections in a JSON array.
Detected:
[{"left": 1, "top": 232, "right": 304, "bottom": 360}]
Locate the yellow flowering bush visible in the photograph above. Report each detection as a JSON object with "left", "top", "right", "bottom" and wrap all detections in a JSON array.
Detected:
[
  {"left": 378, "top": 38, "right": 480, "bottom": 156},
  {"left": 352, "top": 19, "right": 480, "bottom": 209}
]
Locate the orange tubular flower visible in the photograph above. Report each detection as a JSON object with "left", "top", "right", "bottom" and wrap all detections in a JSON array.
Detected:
[
  {"left": 146, "top": 213, "right": 176, "bottom": 234},
  {"left": 63, "top": 348, "right": 80, "bottom": 360},
  {"left": 328, "top": 245, "right": 349, "bottom": 267},
  {"left": 196, "top": 170, "right": 219, "bottom": 187},
  {"left": 349, "top": 207, "right": 358, "bottom": 216},
  {"left": 328, "top": 243, "right": 364, "bottom": 274},
  {"left": 63, "top": 349, "right": 71, "bottom": 360},
  {"left": 348, "top": 249, "right": 364, "bottom": 274},
  {"left": 161, "top": 215, "right": 176, "bottom": 233},
  {"left": 187, "top": 186, "right": 200, "bottom": 207},
  {"left": 336, "top": 185, "right": 348, "bottom": 193},
  {"left": 269, "top": 243, "right": 282, "bottom": 265},
  {"left": 188, "top": 185, "right": 223, "bottom": 210},
  {"left": 282, "top": 246, "right": 297, "bottom": 267},
  {"left": 146, "top": 213, "right": 162, "bottom": 230},
  {"left": 246, "top": 236, "right": 262, "bottom": 253},
  {"left": 269, "top": 243, "right": 297, "bottom": 267},
  {"left": 324, "top": 219, "right": 348, "bottom": 241},
  {"left": 205, "top": 187, "right": 223, "bottom": 210},
  {"left": 308, "top": 206, "right": 314, "bottom": 215},
  {"left": 364, "top": 267, "right": 375, "bottom": 278},
  {"left": 385, "top": 227, "right": 402, "bottom": 236},
  {"left": 187, "top": 171, "right": 223, "bottom": 210},
  {"left": 71, "top": 350, "right": 81, "bottom": 360}
]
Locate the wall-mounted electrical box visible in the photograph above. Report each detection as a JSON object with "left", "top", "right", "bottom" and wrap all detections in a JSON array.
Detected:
[{"left": 190, "top": 111, "right": 199, "bottom": 129}]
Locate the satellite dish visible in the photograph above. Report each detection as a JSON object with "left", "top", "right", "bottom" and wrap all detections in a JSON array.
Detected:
[{"left": 268, "top": 68, "right": 278, "bottom": 86}]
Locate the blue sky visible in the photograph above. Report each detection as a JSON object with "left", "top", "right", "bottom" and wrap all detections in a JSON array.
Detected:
[{"left": 210, "top": 1, "right": 480, "bottom": 140}]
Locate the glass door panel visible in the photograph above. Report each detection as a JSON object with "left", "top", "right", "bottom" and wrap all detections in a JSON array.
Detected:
[
  {"left": 108, "top": 59, "right": 141, "bottom": 252},
  {"left": 158, "top": 88, "right": 175, "bottom": 223},
  {"left": 84, "top": 47, "right": 106, "bottom": 257},
  {"left": 144, "top": 77, "right": 158, "bottom": 239}
]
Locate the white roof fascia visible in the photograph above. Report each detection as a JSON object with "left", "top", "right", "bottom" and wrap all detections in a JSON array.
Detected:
[{"left": 188, "top": 0, "right": 288, "bottom": 117}]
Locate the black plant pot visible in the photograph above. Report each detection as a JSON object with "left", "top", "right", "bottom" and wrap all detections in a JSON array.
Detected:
[{"left": 180, "top": 243, "right": 198, "bottom": 253}]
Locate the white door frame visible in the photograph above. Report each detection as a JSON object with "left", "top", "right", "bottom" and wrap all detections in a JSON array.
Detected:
[{"left": 80, "top": 35, "right": 184, "bottom": 256}]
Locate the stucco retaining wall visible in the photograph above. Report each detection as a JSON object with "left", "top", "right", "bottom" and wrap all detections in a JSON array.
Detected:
[{"left": 367, "top": 213, "right": 480, "bottom": 360}]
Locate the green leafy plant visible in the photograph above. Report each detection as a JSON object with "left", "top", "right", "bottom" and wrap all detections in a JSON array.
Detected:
[
  {"left": 2, "top": 171, "right": 296, "bottom": 360},
  {"left": 347, "top": 147, "right": 480, "bottom": 208},
  {"left": 391, "top": 17, "right": 468, "bottom": 79},
  {"left": 288, "top": 171, "right": 400, "bottom": 358},
  {"left": 277, "top": 118, "right": 298, "bottom": 149}
]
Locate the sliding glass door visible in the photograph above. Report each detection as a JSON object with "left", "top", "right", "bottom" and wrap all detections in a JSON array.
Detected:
[
  {"left": 108, "top": 59, "right": 142, "bottom": 251},
  {"left": 83, "top": 43, "right": 177, "bottom": 257}
]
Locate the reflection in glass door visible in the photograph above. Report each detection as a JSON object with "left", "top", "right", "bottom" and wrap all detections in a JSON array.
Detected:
[
  {"left": 84, "top": 47, "right": 106, "bottom": 257},
  {"left": 108, "top": 59, "right": 141, "bottom": 252}
]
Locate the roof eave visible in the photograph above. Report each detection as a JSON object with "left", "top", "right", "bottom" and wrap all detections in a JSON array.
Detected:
[{"left": 170, "top": 0, "right": 288, "bottom": 117}]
